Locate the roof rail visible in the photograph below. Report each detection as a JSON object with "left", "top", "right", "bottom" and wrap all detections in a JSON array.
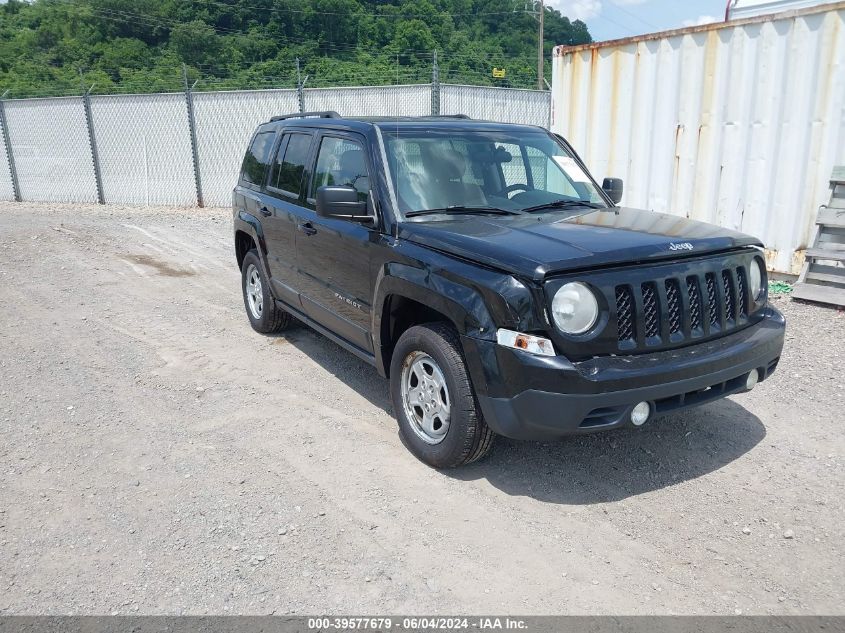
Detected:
[
  {"left": 439, "top": 114, "right": 471, "bottom": 119},
  {"left": 270, "top": 111, "right": 341, "bottom": 122}
]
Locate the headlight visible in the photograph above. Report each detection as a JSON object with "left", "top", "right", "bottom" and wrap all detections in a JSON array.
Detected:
[
  {"left": 749, "top": 258, "right": 765, "bottom": 302},
  {"left": 551, "top": 282, "right": 599, "bottom": 334}
]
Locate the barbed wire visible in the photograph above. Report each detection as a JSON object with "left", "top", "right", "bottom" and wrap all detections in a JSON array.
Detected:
[
  {"left": 2, "top": 63, "right": 532, "bottom": 99},
  {"left": 194, "top": 0, "right": 538, "bottom": 19}
]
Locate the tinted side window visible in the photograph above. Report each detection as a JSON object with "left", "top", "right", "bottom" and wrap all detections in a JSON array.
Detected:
[
  {"left": 241, "top": 131, "right": 275, "bottom": 186},
  {"left": 270, "top": 133, "right": 311, "bottom": 196},
  {"left": 311, "top": 137, "right": 370, "bottom": 203}
]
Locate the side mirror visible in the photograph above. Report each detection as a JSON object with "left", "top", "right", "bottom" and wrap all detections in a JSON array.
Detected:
[
  {"left": 602, "top": 177, "right": 623, "bottom": 205},
  {"left": 316, "top": 185, "right": 371, "bottom": 223}
]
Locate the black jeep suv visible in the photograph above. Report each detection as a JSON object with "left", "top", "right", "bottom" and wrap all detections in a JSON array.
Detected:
[{"left": 233, "top": 111, "right": 785, "bottom": 468}]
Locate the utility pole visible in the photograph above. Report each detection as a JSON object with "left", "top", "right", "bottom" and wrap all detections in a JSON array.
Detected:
[{"left": 537, "top": 0, "right": 544, "bottom": 90}]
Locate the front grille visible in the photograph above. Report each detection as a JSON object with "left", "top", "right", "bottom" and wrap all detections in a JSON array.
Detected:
[
  {"left": 687, "top": 276, "right": 703, "bottom": 332},
  {"left": 665, "top": 279, "right": 682, "bottom": 335},
  {"left": 736, "top": 266, "right": 748, "bottom": 319},
  {"left": 705, "top": 273, "right": 719, "bottom": 327},
  {"left": 615, "top": 286, "right": 635, "bottom": 343},
  {"left": 722, "top": 270, "right": 735, "bottom": 323},
  {"left": 642, "top": 282, "right": 660, "bottom": 339},
  {"left": 614, "top": 265, "right": 752, "bottom": 350}
]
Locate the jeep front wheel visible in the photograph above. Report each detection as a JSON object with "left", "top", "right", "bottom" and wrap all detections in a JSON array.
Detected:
[{"left": 390, "top": 323, "right": 495, "bottom": 468}]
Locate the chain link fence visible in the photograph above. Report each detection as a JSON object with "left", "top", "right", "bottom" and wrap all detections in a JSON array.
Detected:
[
  {"left": 0, "top": 105, "right": 17, "bottom": 202},
  {"left": 4, "top": 97, "right": 98, "bottom": 203},
  {"left": 0, "top": 83, "right": 550, "bottom": 208},
  {"left": 91, "top": 93, "right": 198, "bottom": 206},
  {"left": 193, "top": 88, "right": 299, "bottom": 207},
  {"left": 441, "top": 85, "right": 550, "bottom": 128}
]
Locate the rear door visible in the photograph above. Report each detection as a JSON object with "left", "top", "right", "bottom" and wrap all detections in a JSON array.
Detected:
[
  {"left": 295, "top": 131, "right": 377, "bottom": 353},
  {"left": 261, "top": 129, "right": 316, "bottom": 308}
]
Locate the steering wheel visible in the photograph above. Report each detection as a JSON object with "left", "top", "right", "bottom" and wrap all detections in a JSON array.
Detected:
[{"left": 496, "top": 183, "right": 530, "bottom": 198}]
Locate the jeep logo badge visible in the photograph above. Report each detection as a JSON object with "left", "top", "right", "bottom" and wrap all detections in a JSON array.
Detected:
[{"left": 669, "top": 242, "right": 694, "bottom": 251}]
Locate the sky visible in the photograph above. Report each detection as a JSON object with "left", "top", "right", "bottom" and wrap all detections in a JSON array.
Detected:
[{"left": 550, "top": 0, "right": 729, "bottom": 42}]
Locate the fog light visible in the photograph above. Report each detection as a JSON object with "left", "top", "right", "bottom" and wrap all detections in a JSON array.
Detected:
[
  {"left": 746, "top": 369, "right": 760, "bottom": 391},
  {"left": 630, "top": 401, "right": 651, "bottom": 426}
]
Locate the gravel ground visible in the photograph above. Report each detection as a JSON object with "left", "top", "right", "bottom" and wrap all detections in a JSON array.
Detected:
[{"left": 0, "top": 201, "right": 843, "bottom": 616}]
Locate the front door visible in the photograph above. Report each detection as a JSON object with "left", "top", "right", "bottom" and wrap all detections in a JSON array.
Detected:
[{"left": 295, "top": 132, "right": 377, "bottom": 354}]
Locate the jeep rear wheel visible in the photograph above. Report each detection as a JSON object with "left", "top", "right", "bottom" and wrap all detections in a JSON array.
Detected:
[
  {"left": 390, "top": 323, "right": 495, "bottom": 468},
  {"left": 241, "top": 249, "right": 293, "bottom": 334}
]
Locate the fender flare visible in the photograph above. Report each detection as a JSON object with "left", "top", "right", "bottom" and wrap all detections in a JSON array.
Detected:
[
  {"left": 234, "top": 211, "right": 268, "bottom": 258},
  {"left": 233, "top": 211, "right": 276, "bottom": 299},
  {"left": 372, "top": 262, "right": 500, "bottom": 376}
]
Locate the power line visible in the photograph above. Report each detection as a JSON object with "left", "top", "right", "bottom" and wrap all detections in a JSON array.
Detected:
[
  {"left": 194, "top": 0, "right": 534, "bottom": 19},
  {"left": 605, "top": 1, "right": 660, "bottom": 31}
]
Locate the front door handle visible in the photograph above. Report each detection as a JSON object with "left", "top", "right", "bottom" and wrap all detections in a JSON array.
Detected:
[
  {"left": 297, "top": 222, "right": 318, "bottom": 236},
  {"left": 259, "top": 206, "right": 272, "bottom": 217}
]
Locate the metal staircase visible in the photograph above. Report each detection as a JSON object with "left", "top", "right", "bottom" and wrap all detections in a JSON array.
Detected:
[{"left": 792, "top": 166, "right": 845, "bottom": 307}]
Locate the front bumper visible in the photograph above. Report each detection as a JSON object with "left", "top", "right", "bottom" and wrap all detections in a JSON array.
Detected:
[{"left": 462, "top": 306, "right": 785, "bottom": 440}]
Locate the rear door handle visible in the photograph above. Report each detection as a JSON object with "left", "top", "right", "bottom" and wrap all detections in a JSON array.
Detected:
[
  {"left": 259, "top": 206, "right": 272, "bottom": 217},
  {"left": 297, "top": 222, "right": 318, "bottom": 236}
]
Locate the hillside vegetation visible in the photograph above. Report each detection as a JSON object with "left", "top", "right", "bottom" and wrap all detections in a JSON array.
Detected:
[{"left": 0, "top": 0, "right": 591, "bottom": 97}]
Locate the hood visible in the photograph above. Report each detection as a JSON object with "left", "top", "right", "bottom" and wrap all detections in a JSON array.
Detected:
[{"left": 398, "top": 207, "right": 763, "bottom": 280}]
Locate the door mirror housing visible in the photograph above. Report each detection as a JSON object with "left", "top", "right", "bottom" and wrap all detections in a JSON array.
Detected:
[
  {"left": 316, "top": 185, "right": 372, "bottom": 223},
  {"left": 602, "top": 177, "right": 623, "bottom": 205}
]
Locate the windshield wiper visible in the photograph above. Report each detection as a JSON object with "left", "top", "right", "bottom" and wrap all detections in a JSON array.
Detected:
[
  {"left": 405, "top": 205, "right": 522, "bottom": 218},
  {"left": 521, "top": 199, "right": 605, "bottom": 213}
]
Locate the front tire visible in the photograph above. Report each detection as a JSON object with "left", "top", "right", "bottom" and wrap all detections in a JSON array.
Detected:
[
  {"left": 390, "top": 323, "right": 495, "bottom": 468},
  {"left": 241, "top": 249, "right": 292, "bottom": 334}
]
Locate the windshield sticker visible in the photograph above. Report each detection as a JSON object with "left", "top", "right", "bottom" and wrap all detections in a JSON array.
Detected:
[{"left": 554, "top": 156, "right": 592, "bottom": 184}]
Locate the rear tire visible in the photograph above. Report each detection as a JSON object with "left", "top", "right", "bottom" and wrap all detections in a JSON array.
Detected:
[
  {"left": 390, "top": 323, "right": 495, "bottom": 468},
  {"left": 241, "top": 249, "right": 293, "bottom": 334}
]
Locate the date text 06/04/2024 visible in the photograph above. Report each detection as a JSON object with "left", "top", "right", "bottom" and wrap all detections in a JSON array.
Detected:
[{"left": 306, "top": 617, "right": 528, "bottom": 630}]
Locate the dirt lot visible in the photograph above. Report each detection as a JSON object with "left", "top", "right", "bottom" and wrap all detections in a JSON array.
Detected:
[{"left": 0, "top": 202, "right": 843, "bottom": 615}]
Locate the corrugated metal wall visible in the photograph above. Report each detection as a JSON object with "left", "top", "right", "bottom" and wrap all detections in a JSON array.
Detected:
[{"left": 552, "top": 3, "right": 845, "bottom": 274}]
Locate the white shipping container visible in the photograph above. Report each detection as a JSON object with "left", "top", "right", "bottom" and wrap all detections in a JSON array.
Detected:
[{"left": 551, "top": 2, "right": 845, "bottom": 274}]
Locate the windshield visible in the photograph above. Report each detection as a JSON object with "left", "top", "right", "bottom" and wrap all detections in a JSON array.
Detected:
[{"left": 380, "top": 128, "right": 608, "bottom": 219}]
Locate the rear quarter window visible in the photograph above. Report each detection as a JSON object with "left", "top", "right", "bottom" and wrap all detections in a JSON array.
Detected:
[
  {"left": 241, "top": 131, "right": 276, "bottom": 187},
  {"left": 269, "top": 133, "right": 312, "bottom": 196}
]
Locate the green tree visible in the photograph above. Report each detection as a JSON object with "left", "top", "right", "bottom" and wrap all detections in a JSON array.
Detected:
[{"left": 0, "top": 0, "right": 592, "bottom": 97}]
